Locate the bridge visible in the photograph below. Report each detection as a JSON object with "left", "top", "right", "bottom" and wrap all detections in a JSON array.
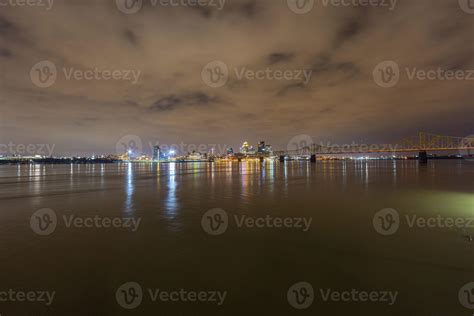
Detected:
[{"left": 274, "top": 132, "right": 474, "bottom": 163}]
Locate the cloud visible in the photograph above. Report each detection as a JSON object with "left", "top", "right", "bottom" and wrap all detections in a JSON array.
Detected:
[
  {"left": 0, "top": 0, "right": 472, "bottom": 155},
  {"left": 150, "top": 92, "right": 218, "bottom": 112},
  {"left": 267, "top": 52, "right": 295, "bottom": 65}
]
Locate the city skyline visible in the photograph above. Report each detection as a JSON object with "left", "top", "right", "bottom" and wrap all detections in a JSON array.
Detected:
[{"left": 2, "top": 132, "right": 473, "bottom": 161}]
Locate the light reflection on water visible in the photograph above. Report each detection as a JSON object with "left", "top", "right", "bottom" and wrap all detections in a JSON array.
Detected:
[
  {"left": 165, "top": 162, "right": 178, "bottom": 219},
  {"left": 1, "top": 160, "right": 472, "bottom": 217},
  {"left": 124, "top": 162, "right": 134, "bottom": 214},
  {"left": 28, "top": 164, "right": 44, "bottom": 196},
  {"left": 0, "top": 160, "right": 473, "bottom": 315}
]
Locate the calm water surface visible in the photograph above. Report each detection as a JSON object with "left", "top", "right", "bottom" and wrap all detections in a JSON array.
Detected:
[{"left": 0, "top": 160, "right": 473, "bottom": 315}]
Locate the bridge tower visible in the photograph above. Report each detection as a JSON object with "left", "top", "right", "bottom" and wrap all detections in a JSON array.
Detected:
[{"left": 419, "top": 151, "right": 428, "bottom": 164}]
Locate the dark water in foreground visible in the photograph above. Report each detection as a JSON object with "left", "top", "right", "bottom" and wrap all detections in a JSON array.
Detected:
[{"left": 0, "top": 160, "right": 473, "bottom": 315}]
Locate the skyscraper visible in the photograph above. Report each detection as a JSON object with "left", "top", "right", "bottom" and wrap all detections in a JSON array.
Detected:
[
  {"left": 240, "top": 141, "right": 250, "bottom": 154},
  {"left": 153, "top": 146, "right": 160, "bottom": 162}
]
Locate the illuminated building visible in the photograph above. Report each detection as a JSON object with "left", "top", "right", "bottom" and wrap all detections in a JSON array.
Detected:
[
  {"left": 257, "top": 141, "right": 273, "bottom": 155},
  {"left": 240, "top": 141, "right": 256, "bottom": 154},
  {"left": 186, "top": 151, "right": 207, "bottom": 161},
  {"left": 137, "top": 154, "right": 152, "bottom": 161},
  {"left": 264, "top": 144, "right": 273, "bottom": 154},
  {"left": 240, "top": 141, "right": 249, "bottom": 153},
  {"left": 118, "top": 152, "right": 130, "bottom": 161}
]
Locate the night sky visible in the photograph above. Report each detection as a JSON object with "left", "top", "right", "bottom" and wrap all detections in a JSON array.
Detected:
[{"left": 0, "top": 0, "right": 473, "bottom": 155}]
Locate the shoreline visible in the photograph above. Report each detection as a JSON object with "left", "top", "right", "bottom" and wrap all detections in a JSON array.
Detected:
[{"left": 0, "top": 156, "right": 467, "bottom": 165}]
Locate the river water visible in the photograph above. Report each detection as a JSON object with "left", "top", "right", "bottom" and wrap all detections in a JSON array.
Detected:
[{"left": 0, "top": 160, "right": 473, "bottom": 315}]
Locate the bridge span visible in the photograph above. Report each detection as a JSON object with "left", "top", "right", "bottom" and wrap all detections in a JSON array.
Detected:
[{"left": 273, "top": 132, "right": 474, "bottom": 164}]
